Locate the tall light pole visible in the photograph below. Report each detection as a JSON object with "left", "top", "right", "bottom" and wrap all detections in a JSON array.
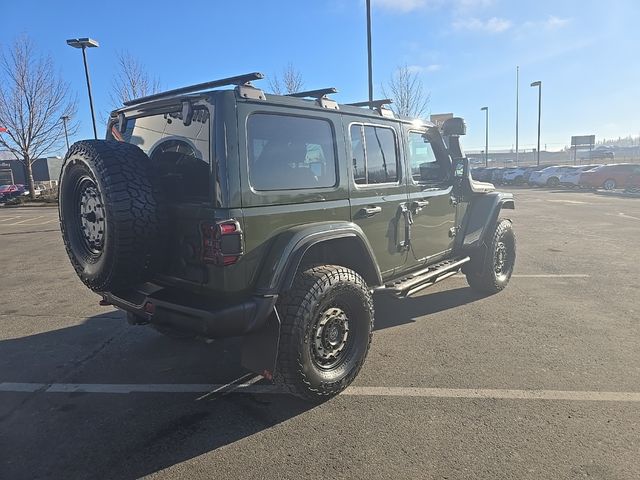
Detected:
[
  {"left": 60, "top": 116, "right": 70, "bottom": 150},
  {"left": 66, "top": 38, "right": 99, "bottom": 139},
  {"left": 515, "top": 66, "right": 519, "bottom": 164},
  {"left": 531, "top": 80, "right": 542, "bottom": 166},
  {"left": 366, "top": 0, "right": 373, "bottom": 103},
  {"left": 481, "top": 106, "right": 489, "bottom": 167}
]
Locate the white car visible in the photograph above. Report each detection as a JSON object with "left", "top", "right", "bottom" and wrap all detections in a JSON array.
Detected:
[
  {"left": 528, "top": 166, "right": 574, "bottom": 187},
  {"left": 558, "top": 165, "right": 601, "bottom": 187},
  {"left": 20, "top": 184, "right": 44, "bottom": 196},
  {"left": 502, "top": 166, "right": 529, "bottom": 185}
]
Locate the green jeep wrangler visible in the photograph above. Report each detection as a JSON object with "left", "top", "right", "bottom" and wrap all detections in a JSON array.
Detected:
[{"left": 58, "top": 72, "right": 515, "bottom": 400}]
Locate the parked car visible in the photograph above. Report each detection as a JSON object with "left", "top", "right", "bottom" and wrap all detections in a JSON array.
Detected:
[
  {"left": 19, "top": 184, "right": 44, "bottom": 196},
  {"left": 57, "top": 73, "right": 516, "bottom": 400},
  {"left": 523, "top": 165, "right": 550, "bottom": 185},
  {"left": 502, "top": 166, "right": 538, "bottom": 185},
  {"left": 579, "top": 146, "right": 615, "bottom": 161},
  {"left": 558, "top": 165, "right": 601, "bottom": 187},
  {"left": 0, "top": 184, "right": 26, "bottom": 201},
  {"left": 528, "top": 166, "right": 574, "bottom": 187},
  {"left": 491, "top": 168, "right": 507, "bottom": 185},
  {"left": 579, "top": 163, "right": 640, "bottom": 190}
]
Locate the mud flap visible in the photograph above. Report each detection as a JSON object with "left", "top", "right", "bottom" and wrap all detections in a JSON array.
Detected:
[{"left": 240, "top": 307, "right": 281, "bottom": 381}]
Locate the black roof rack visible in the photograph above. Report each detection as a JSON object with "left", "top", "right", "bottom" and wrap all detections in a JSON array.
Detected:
[
  {"left": 123, "top": 72, "right": 264, "bottom": 106},
  {"left": 286, "top": 87, "right": 338, "bottom": 99},
  {"left": 347, "top": 99, "right": 393, "bottom": 108}
]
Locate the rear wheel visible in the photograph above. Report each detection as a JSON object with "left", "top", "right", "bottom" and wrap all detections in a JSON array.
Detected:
[
  {"left": 546, "top": 177, "right": 560, "bottom": 187},
  {"left": 275, "top": 265, "right": 374, "bottom": 401},
  {"left": 603, "top": 178, "right": 616, "bottom": 190},
  {"left": 464, "top": 218, "right": 516, "bottom": 294}
]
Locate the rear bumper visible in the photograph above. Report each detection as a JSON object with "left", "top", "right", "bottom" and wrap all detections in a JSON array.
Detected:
[{"left": 104, "top": 283, "right": 277, "bottom": 338}]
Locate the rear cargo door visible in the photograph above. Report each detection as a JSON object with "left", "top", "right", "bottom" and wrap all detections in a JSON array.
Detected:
[{"left": 114, "top": 102, "right": 215, "bottom": 287}]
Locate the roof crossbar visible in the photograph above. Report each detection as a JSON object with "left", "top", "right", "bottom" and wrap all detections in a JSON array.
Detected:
[
  {"left": 124, "top": 72, "right": 265, "bottom": 106},
  {"left": 286, "top": 87, "right": 338, "bottom": 99},
  {"left": 347, "top": 98, "right": 393, "bottom": 108}
]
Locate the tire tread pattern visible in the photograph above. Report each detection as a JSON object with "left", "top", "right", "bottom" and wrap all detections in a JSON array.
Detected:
[
  {"left": 275, "top": 264, "right": 374, "bottom": 401},
  {"left": 59, "top": 140, "right": 167, "bottom": 292}
]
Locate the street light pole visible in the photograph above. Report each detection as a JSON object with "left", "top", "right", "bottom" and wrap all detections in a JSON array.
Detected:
[
  {"left": 531, "top": 80, "right": 542, "bottom": 166},
  {"left": 366, "top": 0, "right": 373, "bottom": 103},
  {"left": 515, "top": 66, "right": 519, "bottom": 165},
  {"left": 481, "top": 106, "right": 489, "bottom": 167},
  {"left": 66, "top": 38, "right": 99, "bottom": 139},
  {"left": 60, "top": 116, "right": 70, "bottom": 150}
]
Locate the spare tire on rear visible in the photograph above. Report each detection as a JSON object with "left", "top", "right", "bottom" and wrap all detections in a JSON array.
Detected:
[{"left": 59, "top": 140, "right": 167, "bottom": 292}]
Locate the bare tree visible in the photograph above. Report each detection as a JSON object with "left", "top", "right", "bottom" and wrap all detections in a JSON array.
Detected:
[
  {"left": 269, "top": 63, "right": 305, "bottom": 95},
  {"left": 381, "top": 64, "right": 431, "bottom": 119},
  {"left": 0, "top": 35, "right": 77, "bottom": 198},
  {"left": 110, "top": 51, "right": 160, "bottom": 107}
]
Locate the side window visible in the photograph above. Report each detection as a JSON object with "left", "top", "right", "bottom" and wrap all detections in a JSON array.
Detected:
[
  {"left": 408, "top": 131, "right": 437, "bottom": 182},
  {"left": 350, "top": 124, "right": 399, "bottom": 185},
  {"left": 248, "top": 114, "right": 337, "bottom": 191}
]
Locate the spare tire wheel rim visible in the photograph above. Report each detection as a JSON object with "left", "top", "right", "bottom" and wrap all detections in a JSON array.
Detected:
[
  {"left": 76, "top": 176, "right": 105, "bottom": 255},
  {"left": 311, "top": 307, "right": 350, "bottom": 369}
]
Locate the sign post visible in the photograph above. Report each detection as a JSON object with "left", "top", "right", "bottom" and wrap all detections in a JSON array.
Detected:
[{"left": 571, "top": 135, "right": 596, "bottom": 165}]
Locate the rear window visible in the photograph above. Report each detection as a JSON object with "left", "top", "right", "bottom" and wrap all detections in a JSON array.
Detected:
[
  {"left": 248, "top": 113, "right": 337, "bottom": 191},
  {"left": 114, "top": 107, "right": 211, "bottom": 202}
]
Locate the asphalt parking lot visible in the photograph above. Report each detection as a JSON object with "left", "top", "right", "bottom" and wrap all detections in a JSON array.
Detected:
[{"left": 1, "top": 190, "right": 639, "bottom": 480}]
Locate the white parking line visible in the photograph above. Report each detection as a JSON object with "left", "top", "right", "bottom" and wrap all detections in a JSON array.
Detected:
[
  {"left": 1, "top": 382, "right": 638, "bottom": 402},
  {"left": 606, "top": 212, "right": 640, "bottom": 221},
  {"left": 0, "top": 216, "right": 21, "bottom": 222},
  {"left": 4, "top": 216, "right": 46, "bottom": 225}
]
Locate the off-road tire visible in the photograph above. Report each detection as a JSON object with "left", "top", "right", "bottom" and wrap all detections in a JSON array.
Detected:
[
  {"left": 275, "top": 265, "right": 374, "bottom": 401},
  {"left": 59, "top": 140, "right": 167, "bottom": 292},
  {"left": 464, "top": 218, "right": 516, "bottom": 294}
]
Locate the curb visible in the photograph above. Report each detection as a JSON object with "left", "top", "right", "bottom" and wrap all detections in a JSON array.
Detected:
[{"left": 0, "top": 203, "right": 59, "bottom": 208}]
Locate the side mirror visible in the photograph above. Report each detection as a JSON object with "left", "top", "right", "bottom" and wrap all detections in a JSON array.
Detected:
[
  {"left": 181, "top": 100, "right": 194, "bottom": 126},
  {"left": 453, "top": 157, "right": 469, "bottom": 180}
]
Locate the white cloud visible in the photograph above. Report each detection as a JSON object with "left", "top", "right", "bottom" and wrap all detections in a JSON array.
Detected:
[
  {"left": 373, "top": 0, "right": 431, "bottom": 13},
  {"left": 455, "top": 0, "right": 494, "bottom": 11},
  {"left": 543, "top": 15, "right": 571, "bottom": 29},
  {"left": 406, "top": 64, "right": 442, "bottom": 73},
  {"left": 373, "top": 0, "right": 493, "bottom": 13},
  {"left": 453, "top": 16, "right": 512, "bottom": 33}
]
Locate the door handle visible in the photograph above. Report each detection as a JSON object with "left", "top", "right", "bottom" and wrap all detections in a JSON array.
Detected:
[
  {"left": 411, "top": 199, "right": 429, "bottom": 213},
  {"left": 359, "top": 206, "right": 382, "bottom": 217}
]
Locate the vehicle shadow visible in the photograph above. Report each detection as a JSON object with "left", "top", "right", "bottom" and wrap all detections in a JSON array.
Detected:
[
  {"left": 0, "top": 286, "right": 487, "bottom": 479},
  {"left": 0, "top": 312, "right": 314, "bottom": 479},
  {"left": 374, "top": 286, "right": 485, "bottom": 331}
]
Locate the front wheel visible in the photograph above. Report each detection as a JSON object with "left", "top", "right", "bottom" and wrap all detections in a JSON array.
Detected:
[
  {"left": 464, "top": 218, "right": 516, "bottom": 294},
  {"left": 275, "top": 265, "right": 374, "bottom": 401}
]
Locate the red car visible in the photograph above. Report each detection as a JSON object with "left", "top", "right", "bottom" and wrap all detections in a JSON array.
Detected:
[{"left": 579, "top": 164, "right": 640, "bottom": 190}]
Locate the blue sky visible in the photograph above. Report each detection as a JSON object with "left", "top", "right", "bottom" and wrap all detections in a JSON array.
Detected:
[{"left": 2, "top": 0, "right": 639, "bottom": 154}]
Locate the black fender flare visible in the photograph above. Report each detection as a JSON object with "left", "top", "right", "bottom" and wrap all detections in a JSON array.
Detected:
[
  {"left": 254, "top": 221, "right": 383, "bottom": 295},
  {"left": 460, "top": 192, "right": 515, "bottom": 251}
]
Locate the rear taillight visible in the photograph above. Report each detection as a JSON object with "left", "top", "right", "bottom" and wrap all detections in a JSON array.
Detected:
[{"left": 201, "top": 220, "right": 243, "bottom": 266}]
